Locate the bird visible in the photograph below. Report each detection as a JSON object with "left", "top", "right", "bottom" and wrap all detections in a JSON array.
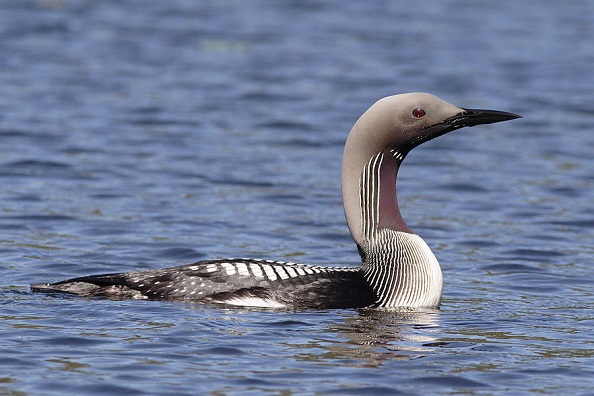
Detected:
[{"left": 31, "top": 93, "right": 520, "bottom": 309}]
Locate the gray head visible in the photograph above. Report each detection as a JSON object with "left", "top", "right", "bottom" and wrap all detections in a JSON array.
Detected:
[{"left": 342, "top": 93, "right": 520, "bottom": 247}]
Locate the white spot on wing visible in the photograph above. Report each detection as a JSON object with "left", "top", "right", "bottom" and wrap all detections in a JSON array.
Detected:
[
  {"left": 277, "top": 268, "right": 290, "bottom": 280},
  {"left": 221, "top": 262, "right": 236, "bottom": 275},
  {"left": 205, "top": 264, "right": 218, "bottom": 273},
  {"left": 262, "top": 265, "right": 277, "bottom": 281},
  {"left": 236, "top": 262, "right": 249, "bottom": 276},
  {"left": 249, "top": 264, "right": 263, "bottom": 277}
]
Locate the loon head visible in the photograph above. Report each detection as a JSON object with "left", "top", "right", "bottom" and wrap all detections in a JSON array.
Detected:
[{"left": 341, "top": 93, "right": 520, "bottom": 248}]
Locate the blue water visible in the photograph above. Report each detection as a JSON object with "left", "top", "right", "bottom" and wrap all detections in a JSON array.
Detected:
[{"left": 2, "top": 1, "right": 593, "bottom": 394}]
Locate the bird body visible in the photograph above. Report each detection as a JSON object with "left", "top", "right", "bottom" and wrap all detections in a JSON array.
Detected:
[
  {"left": 37, "top": 259, "right": 376, "bottom": 309},
  {"left": 31, "top": 93, "right": 520, "bottom": 309}
]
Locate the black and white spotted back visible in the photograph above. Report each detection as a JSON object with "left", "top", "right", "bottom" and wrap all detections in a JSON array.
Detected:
[{"left": 32, "top": 258, "right": 378, "bottom": 309}]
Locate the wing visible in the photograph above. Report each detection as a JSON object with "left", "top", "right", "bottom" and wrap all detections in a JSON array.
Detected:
[{"left": 31, "top": 259, "right": 377, "bottom": 309}]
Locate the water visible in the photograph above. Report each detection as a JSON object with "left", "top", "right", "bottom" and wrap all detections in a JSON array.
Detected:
[{"left": 1, "top": 0, "right": 593, "bottom": 394}]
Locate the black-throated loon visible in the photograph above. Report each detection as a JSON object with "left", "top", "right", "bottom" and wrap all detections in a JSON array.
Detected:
[{"left": 31, "top": 93, "right": 520, "bottom": 309}]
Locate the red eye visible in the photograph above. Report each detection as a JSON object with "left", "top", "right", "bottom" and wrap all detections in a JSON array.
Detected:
[{"left": 412, "top": 108, "right": 426, "bottom": 118}]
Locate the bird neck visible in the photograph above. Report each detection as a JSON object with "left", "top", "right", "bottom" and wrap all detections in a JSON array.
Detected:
[
  {"left": 342, "top": 147, "right": 443, "bottom": 307},
  {"left": 343, "top": 145, "right": 412, "bottom": 251},
  {"left": 360, "top": 150, "right": 412, "bottom": 238}
]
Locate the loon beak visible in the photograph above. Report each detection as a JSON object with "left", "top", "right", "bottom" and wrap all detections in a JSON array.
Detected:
[
  {"left": 410, "top": 108, "right": 521, "bottom": 150},
  {"left": 446, "top": 108, "right": 522, "bottom": 129}
]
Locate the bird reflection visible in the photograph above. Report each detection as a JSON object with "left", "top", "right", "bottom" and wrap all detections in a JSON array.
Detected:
[{"left": 320, "top": 308, "right": 442, "bottom": 366}]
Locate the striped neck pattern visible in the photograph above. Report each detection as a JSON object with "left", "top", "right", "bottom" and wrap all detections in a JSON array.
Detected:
[
  {"left": 362, "top": 229, "right": 442, "bottom": 307},
  {"left": 358, "top": 151, "right": 443, "bottom": 308},
  {"left": 359, "top": 151, "right": 385, "bottom": 241}
]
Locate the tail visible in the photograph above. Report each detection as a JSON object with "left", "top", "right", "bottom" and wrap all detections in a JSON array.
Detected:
[
  {"left": 31, "top": 283, "right": 64, "bottom": 293},
  {"left": 30, "top": 273, "right": 144, "bottom": 299}
]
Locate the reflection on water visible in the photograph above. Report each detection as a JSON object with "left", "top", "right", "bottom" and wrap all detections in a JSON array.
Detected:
[
  {"left": 331, "top": 309, "right": 442, "bottom": 364},
  {"left": 271, "top": 308, "right": 443, "bottom": 368}
]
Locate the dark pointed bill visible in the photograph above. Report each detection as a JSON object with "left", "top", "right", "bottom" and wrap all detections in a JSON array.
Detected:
[
  {"left": 446, "top": 108, "right": 522, "bottom": 129},
  {"left": 403, "top": 108, "right": 521, "bottom": 153}
]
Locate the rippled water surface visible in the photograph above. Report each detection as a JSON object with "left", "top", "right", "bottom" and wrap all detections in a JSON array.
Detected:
[{"left": 1, "top": 1, "right": 593, "bottom": 395}]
